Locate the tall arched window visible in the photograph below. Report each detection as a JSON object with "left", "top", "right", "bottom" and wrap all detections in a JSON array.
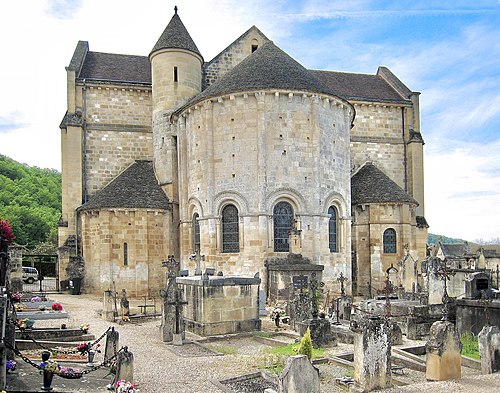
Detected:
[
  {"left": 123, "top": 243, "right": 128, "bottom": 266},
  {"left": 222, "top": 204, "right": 239, "bottom": 253},
  {"left": 273, "top": 201, "right": 294, "bottom": 252},
  {"left": 328, "top": 206, "right": 338, "bottom": 252},
  {"left": 193, "top": 213, "right": 200, "bottom": 252},
  {"left": 383, "top": 228, "right": 397, "bottom": 253}
]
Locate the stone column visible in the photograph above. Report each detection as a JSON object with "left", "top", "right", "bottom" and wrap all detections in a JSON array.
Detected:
[
  {"left": 351, "top": 316, "right": 392, "bottom": 392},
  {"left": 102, "top": 290, "right": 115, "bottom": 322},
  {"left": 478, "top": 325, "right": 500, "bottom": 374},
  {"left": 425, "top": 320, "right": 462, "bottom": 381}
]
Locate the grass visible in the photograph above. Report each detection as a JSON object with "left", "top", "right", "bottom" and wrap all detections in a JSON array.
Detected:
[
  {"left": 460, "top": 331, "right": 480, "bottom": 360},
  {"left": 252, "top": 331, "right": 274, "bottom": 338},
  {"left": 258, "top": 342, "right": 326, "bottom": 375},
  {"left": 210, "top": 345, "right": 238, "bottom": 355}
]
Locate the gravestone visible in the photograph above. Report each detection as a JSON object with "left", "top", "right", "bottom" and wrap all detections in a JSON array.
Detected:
[
  {"left": 113, "top": 347, "right": 134, "bottom": 386},
  {"left": 168, "top": 287, "right": 188, "bottom": 345},
  {"left": 278, "top": 355, "right": 320, "bottom": 393},
  {"left": 120, "top": 289, "right": 130, "bottom": 318},
  {"left": 102, "top": 290, "right": 116, "bottom": 322},
  {"left": 478, "top": 325, "right": 500, "bottom": 374},
  {"left": 425, "top": 320, "right": 462, "bottom": 381},
  {"left": 351, "top": 316, "right": 392, "bottom": 392},
  {"left": 288, "top": 293, "right": 312, "bottom": 330},
  {"left": 464, "top": 272, "right": 492, "bottom": 299},
  {"left": 104, "top": 327, "right": 119, "bottom": 361}
]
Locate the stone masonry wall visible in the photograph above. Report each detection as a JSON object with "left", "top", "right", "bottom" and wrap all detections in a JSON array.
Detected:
[
  {"left": 84, "top": 84, "right": 153, "bottom": 198},
  {"left": 80, "top": 209, "right": 169, "bottom": 296}
]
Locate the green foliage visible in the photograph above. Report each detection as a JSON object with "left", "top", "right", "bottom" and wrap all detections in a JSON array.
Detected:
[
  {"left": 0, "top": 154, "right": 61, "bottom": 247},
  {"left": 428, "top": 233, "right": 467, "bottom": 245},
  {"left": 298, "top": 328, "right": 313, "bottom": 360},
  {"left": 460, "top": 331, "right": 480, "bottom": 360}
]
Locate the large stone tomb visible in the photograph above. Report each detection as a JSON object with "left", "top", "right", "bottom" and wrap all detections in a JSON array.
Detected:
[{"left": 177, "top": 275, "right": 261, "bottom": 336}]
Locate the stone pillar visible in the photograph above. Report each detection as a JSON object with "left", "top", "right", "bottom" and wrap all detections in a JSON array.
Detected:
[
  {"left": 102, "top": 290, "right": 115, "bottom": 322},
  {"left": 104, "top": 327, "right": 119, "bottom": 362},
  {"left": 8, "top": 246, "right": 23, "bottom": 292},
  {"left": 278, "top": 355, "right": 320, "bottom": 393},
  {"left": 113, "top": 347, "right": 134, "bottom": 385},
  {"left": 425, "top": 320, "right": 462, "bottom": 381},
  {"left": 351, "top": 316, "right": 392, "bottom": 392},
  {"left": 478, "top": 325, "right": 500, "bottom": 374}
]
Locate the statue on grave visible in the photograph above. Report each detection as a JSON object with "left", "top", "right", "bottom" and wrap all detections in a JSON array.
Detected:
[{"left": 120, "top": 289, "right": 130, "bottom": 317}]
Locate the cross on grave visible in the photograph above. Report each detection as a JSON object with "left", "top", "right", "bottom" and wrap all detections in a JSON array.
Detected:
[
  {"left": 435, "top": 260, "right": 456, "bottom": 320},
  {"left": 379, "top": 277, "right": 394, "bottom": 319},
  {"left": 167, "top": 288, "right": 188, "bottom": 335},
  {"left": 337, "top": 272, "right": 348, "bottom": 296},
  {"left": 162, "top": 255, "right": 179, "bottom": 279},
  {"left": 189, "top": 249, "right": 205, "bottom": 276}
]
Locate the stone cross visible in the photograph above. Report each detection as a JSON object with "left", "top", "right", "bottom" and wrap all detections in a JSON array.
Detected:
[
  {"left": 435, "top": 260, "right": 455, "bottom": 320},
  {"left": 162, "top": 255, "right": 179, "bottom": 279},
  {"left": 189, "top": 249, "right": 205, "bottom": 276},
  {"left": 337, "top": 272, "right": 348, "bottom": 296},
  {"left": 167, "top": 288, "right": 188, "bottom": 342}
]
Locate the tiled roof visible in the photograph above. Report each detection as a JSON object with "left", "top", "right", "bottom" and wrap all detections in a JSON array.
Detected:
[
  {"left": 310, "top": 70, "right": 409, "bottom": 104},
  {"left": 177, "top": 41, "right": 350, "bottom": 113},
  {"left": 78, "top": 52, "right": 151, "bottom": 84},
  {"left": 78, "top": 161, "right": 170, "bottom": 211},
  {"left": 150, "top": 12, "right": 202, "bottom": 58},
  {"left": 351, "top": 163, "right": 418, "bottom": 205},
  {"left": 441, "top": 243, "right": 467, "bottom": 257}
]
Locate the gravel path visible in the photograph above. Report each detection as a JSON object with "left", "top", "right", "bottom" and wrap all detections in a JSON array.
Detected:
[{"left": 38, "top": 293, "right": 499, "bottom": 393}]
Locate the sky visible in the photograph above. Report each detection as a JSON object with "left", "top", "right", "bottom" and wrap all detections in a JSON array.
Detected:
[{"left": 0, "top": 0, "right": 499, "bottom": 243}]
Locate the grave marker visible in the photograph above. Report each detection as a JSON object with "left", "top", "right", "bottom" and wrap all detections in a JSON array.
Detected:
[{"left": 425, "top": 320, "right": 461, "bottom": 381}]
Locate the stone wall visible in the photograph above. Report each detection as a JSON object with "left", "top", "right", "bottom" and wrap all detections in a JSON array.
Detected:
[
  {"left": 80, "top": 209, "right": 170, "bottom": 296},
  {"left": 84, "top": 84, "right": 153, "bottom": 198},
  {"left": 456, "top": 299, "right": 500, "bottom": 335},
  {"left": 178, "top": 276, "right": 261, "bottom": 335},
  {"left": 176, "top": 91, "right": 353, "bottom": 288}
]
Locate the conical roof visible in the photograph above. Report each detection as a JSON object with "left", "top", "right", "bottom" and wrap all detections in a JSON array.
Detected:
[
  {"left": 351, "top": 163, "right": 418, "bottom": 205},
  {"left": 177, "top": 41, "right": 343, "bottom": 112},
  {"left": 78, "top": 161, "right": 170, "bottom": 211},
  {"left": 150, "top": 10, "right": 202, "bottom": 58}
]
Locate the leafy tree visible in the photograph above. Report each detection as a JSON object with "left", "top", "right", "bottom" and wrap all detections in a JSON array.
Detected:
[{"left": 0, "top": 154, "right": 61, "bottom": 247}]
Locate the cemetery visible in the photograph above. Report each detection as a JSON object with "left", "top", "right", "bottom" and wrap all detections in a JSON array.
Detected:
[{"left": 1, "top": 234, "right": 500, "bottom": 392}]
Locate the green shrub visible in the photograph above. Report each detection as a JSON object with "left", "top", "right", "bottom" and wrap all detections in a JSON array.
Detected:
[
  {"left": 460, "top": 331, "right": 480, "bottom": 360},
  {"left": 298, "top": 328, "right": 313, "bottom": 360}
]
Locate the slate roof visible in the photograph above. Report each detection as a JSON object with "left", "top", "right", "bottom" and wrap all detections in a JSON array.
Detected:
[
  {"left": 351, "top": 163, "right": 418, "bottom": 205},
  {"left": 150, "top": 12, "right": 202, "bottom": 58},
  {"left": 78, "top": 52, "right": 151, "bottom": 84},
  {"left": 177, "top": 41, "right": 349, "bottom": 113},
  {"left": 310, "top": 70, "right": 409, "bottom": 104},
  {"left": 441, "top": 243, "right": 468, "bottom": 257},
  {"left": 78, "top": 161, "right": 170, "bottom": 211}
]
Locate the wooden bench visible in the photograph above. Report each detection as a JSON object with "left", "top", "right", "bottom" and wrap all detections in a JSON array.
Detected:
[{"left": 139, "top": 297, "right": 157, "bottom": 315}]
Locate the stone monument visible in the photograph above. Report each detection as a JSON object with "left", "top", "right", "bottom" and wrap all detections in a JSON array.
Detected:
[
  {"left": 425, "top": 320, "right": 462, "bottom": 381},
  {"left": 478, "top": 325, "right": 500, "bottom": 374},
  {"left": 278, "top": 355, "right": 320, "bottom": 393}
]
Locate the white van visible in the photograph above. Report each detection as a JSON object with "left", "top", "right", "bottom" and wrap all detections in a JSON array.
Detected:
[{"left": 22, "top": 267, "right": 39, "bottom": 284}]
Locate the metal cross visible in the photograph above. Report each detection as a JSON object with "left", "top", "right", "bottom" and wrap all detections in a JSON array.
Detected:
[
  {"left": 167, "top": 288, "right": 188, "bottom": 334},
  {"left": 337, "top": 272, "right": 348, "bottom": 296},
  {"left": 436, "top": 260, "right": 455, "bottom": 302}
]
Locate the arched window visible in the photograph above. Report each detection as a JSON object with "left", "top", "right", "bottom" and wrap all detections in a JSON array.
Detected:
[
  {"left": 273, "top": 201, "right": 294, "bottom": 252},
  {"left": 328, "top": 206, "right": 338, "bottom": 252},
  {"left": 383, "top": 228, "right": 397, "bottom": 253},
  {"left": 123, "top": 243, "right": 128, "bottom": 266},
  {"left": 222, "top": 204, "right": 239, "bottom": 253},
  {"left": 193, "top": 213, "right": 200, "bottom": 252}
]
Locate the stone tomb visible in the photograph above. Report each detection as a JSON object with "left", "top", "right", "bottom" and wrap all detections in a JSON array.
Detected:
[
  {"left": 177, "top": 275, "right": 261, "bottom": 336},
  {"left": 464, "top": 271, "right": 492, "bottom": 299}
]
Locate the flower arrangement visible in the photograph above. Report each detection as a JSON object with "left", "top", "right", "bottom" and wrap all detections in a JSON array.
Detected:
[
  {"left": 51, "top": 303, "right": 63, "bottom": 311},
  {"left": 77, "top": 342, "right": 100, "bottom": 355},
  {"left": 0, "top": 218, "right": 15, "bottom": 244},
  {"left": 268, "top": 303, "right": 287, "bottom": 321},
  {"left": 15, "top": 303, "right": 25, "bottom": 312},
  {"left": 17, "top": 318, "right": 35, "bottom": 330},
  {"left": 11, "top": 292, "right": 22, "bottom": 303},
  {"left": 39, "top": 360, "right": 60, "bottom": 374},
  {"left": 31, "top": 296, "right": 42, "bottom": 302},
  {"left": 58, "top": 366, "right": 83, "bottom": 379},
  {"left": 6, "top": 360, "right": 16, "bottom": 372},
  {"left": 115, "top": 380, "right": 139, "bottom": 393},
  {"left": 80, "top": 323, "right": 90, "bottom": 333}
]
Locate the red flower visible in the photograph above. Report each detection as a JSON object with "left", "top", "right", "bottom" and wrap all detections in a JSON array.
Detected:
[
  {"left": 51, "top": 303, "right": 63, "bottom": 311},
  {"left": 0, "top": 218, "right": 15, "bottom": 245}
]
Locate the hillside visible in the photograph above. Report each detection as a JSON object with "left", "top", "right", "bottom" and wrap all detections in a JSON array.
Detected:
[
  {"left": 427, "top": 233, "right": 467, "bottom": 245},
  {"left": 0, "top": 154, "right": 61, "bottom": 246}
]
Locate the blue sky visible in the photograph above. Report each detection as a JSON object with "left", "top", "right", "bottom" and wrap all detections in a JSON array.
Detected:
[{"left": 0, "top": 0, "right": 499, "bottom": 242}]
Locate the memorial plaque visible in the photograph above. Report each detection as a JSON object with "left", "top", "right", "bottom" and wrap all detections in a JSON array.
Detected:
[{"left": 293, "top": 275, "right": 308, "bottom": 290}]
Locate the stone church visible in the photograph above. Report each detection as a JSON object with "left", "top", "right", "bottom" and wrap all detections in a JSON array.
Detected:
[{"left": 58, "top": 9, "right": 428, "bottom": 297}]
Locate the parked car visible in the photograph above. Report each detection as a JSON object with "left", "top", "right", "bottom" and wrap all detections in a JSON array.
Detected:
[{"left": 22, "top": 267, "right": 39, "bottom": 284}]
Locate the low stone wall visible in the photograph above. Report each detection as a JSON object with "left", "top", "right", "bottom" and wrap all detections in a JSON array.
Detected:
[
  {"left": 178, "top": 276, "right": 261, "bottom": 336},
  {"left": 456, "top": 299, "right": 500, "bottom": 335}
]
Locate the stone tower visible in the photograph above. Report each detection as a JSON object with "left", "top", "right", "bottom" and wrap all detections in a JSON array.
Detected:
[{"left": 149, "top": 8, "right": 203, "bottom": 257}]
